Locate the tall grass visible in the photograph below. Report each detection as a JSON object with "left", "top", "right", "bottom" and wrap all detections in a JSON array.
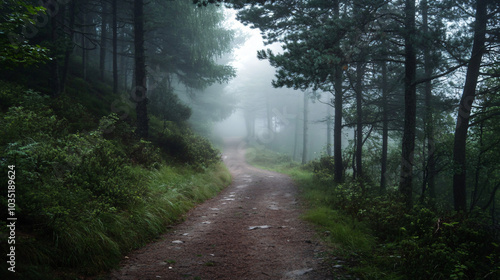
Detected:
[{"left": 301, "top": 207, "right": 374, "bottom": 254}]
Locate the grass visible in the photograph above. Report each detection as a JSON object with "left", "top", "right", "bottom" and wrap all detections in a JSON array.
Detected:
[
  {"left": 204, "top": 261, "right": 216, "bottom": 267},
  {"left": 302, "top": 207, "right": 374, "bottom": 254}
]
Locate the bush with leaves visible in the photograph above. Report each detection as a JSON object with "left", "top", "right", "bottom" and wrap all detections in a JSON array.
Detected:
[
  {"left": 129, "top": 139, "right": 162, "bottom": 168},
  {"left": 311, "top": 156, "right": 336, "bottom": 183},
  {"left": 0, "top": 110, "right": 148, "bottom": 277},
  {"left": 2, "top": 131, "right": 143, "bottom": 224},
  {"left": 156, "top": 121, "right": 220, "bottom": 169},
  {"left": 308, "top": 154, "right": 499, "bottom": 279},
  {"left": 0, "top": 0, "right": 50, "bottom": 68},
  {"left": 395, "top": 211, "right": 499, "bottom": 279},
  {"left": 149, "top": 84, "right": 192, "bottom": 123}
]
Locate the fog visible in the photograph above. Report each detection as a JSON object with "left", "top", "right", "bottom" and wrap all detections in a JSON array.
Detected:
[{"left": 211, "top": 11, "right": 351, "bottom": 162}]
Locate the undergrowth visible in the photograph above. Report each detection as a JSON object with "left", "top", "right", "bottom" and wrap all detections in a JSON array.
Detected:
[{"left": 0, "top": 80, "right": 231, "bottom": 279}]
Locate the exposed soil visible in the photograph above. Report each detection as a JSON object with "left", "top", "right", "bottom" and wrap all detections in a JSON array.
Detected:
[{"left": 109, "top": 138, "right": 332, "bottom": 280}]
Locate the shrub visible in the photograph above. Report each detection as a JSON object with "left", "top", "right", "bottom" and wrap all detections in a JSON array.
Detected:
[
  {"left": 156, "top": 122, "right": 220, "bottom": 169},
  {"left": 360, "top": 193, "right": 408, "bottom": 241},
  {"left": 0, "top": 81, "right": 49, "bottom": 112},
  {"left": 310, "top": 155, "right": 345, "bottom": 186},
  {"left": 397, "top": 212, "right": 499, "bottom": 279},
  {"left": 0, "top": 106, "right": 64, "bottom": 147},
  {"left": 51, "top": 94, "right": 96, "bottom": 133},
  {"left": 129, "top": 139, "right": 162, "bottom": 168}
]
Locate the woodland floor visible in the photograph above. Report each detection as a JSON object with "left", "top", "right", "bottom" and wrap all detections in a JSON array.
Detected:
[{"left": 108, "top": 138, "right": 333, "bottom": 280}]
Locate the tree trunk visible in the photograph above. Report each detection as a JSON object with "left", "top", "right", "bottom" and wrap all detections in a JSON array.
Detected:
[
  {"left": 112, "top": 0, "right": 118, "bottom": 94},
  {"left": 421, "top": 0, "right": 436, "bottom": 200},
  {"left": 471, "top": 122, "right": 484, "bottom": 210},
  {"left": 49, "top": 5, "right": 60, "bottom": 97},
  {"left": 334, "top": 65, "right": 343, "bottom": 183},
  {"left": 266, "top": 94, "right": 272, "bottom": 147},
  {"left": 302, "top": 92, "right": 309, "bottom": 164},
  {"left": 452, "top": 0, "right": 487, "bottom": 212},
  {"left": 244, "top": 110, "right": 255, "bottom": 141},
  {"left": 99, "top": 0, "right": 108, "bottom": 81},
  {"left": 399, "top": 0, "right": 417, "bottom": 209},
  {"left": 352, "top": 127, "right": 357, "bottom": 179},
  {"left": 134, "top": 0, "right": 148, "bottom": 138},
  {"left": 121, "top": 40, "right": 128, "bottom": 90},
  {"left": 333, "top": 0, "right": 343, "bottom": 183},
  {"left": 326, "top": 103, "right": 333, "bottom": 156},
  {"left": 61, "top": 2, "right": 75, "bottom": 95},
  {"left": 380, "top": 59, "right": 388, "bottom": 193},
  {"left": 82, "top": 11, "right": 87, "bottom": 81},
  {"left": 355, "top": 61, "right": 365, "bottom": 182},
  {"left": 293, "top": 96, "right": 300, "bottom": 161}
]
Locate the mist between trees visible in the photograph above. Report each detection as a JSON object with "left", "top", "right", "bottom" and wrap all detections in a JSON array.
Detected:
[{"left": 219, "top": 0, "right": 500, "bottom": 214}]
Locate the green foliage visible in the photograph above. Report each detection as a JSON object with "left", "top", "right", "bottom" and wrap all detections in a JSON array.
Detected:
[
  {"left": 0, "top": 0, "right": 50, "bottom": 68},
  {"left": 156, "top": 121, "right": 221, "bottom": 169},
  {"left": 361, "top": 194, "right": 407, "bottom": 241},
  {"left": 129, "top": 139, "right": 162, "bottom": 168},
  {"left": 395, "top": 211, "right": 499, "bottom": 280},
  {"left": 149, "top": 82, "right": 192, "bottom": 123},
  {"left": 146, "top": 0, "right": 235, "bottom": 90},
  {"left": 51, "top": 94, "right": 97, "bottom": 133},
  {"left": 0, "top": 80, "right": 49, "bottom": 112},
  {"left": 302, "top": 207, "right": 375, "bottom": 254},
  {"left": 0, "top": 85, "right": 65, "bottom": 148},
  {"left": 311, "top": 155, "right": 336, "bottom": 183}
]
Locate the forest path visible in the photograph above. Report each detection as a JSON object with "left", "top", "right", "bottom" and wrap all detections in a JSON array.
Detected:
[{"left": 109, "top": 138, "right": 330, "bottom": 280}]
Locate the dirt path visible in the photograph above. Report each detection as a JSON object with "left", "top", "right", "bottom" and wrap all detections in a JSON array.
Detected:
[{"left": 109, "top": 138, "right": 331, "bottom": 280}]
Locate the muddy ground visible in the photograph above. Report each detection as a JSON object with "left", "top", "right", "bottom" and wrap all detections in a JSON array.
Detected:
[{"left": 109, "top": 139, "right": 333, "bottom": 280}]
